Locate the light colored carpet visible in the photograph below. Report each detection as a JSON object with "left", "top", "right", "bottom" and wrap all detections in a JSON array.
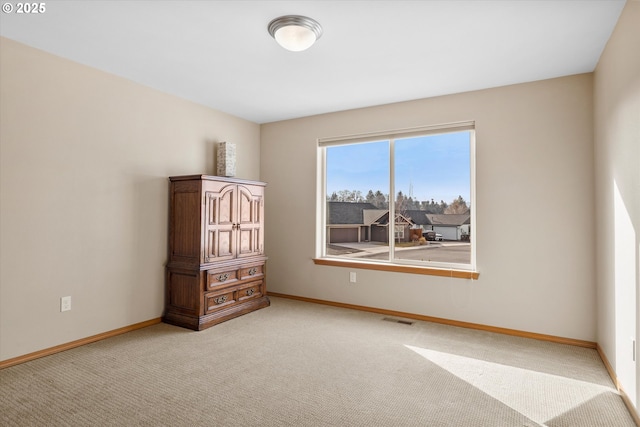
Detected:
[{"left": 0, "top": 296, "right": 635, "bottom": 426}]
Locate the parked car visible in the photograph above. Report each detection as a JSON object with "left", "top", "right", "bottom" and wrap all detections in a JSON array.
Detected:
[
  {"left": 422, "top": 230, "right": 435, "bottom": 241},
  {"left": 434, "top": 233, "right": 443, "bottom": 241}
]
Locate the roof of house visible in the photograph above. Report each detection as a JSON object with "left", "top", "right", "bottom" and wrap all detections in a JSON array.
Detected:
[
  {"left": 426, "top": 214, "right": 471, "bottom": 226},
  {"left": 364, "top": 211, "right": 415, "bottom": 226},
  {"left": 404, "top": 210, "right": 433, "bottom": 226},
  {"left": 328, "top": 203, "right": 471, "bottom": 226},
  {"left": 327, "top": 202, "right": 378, "bottom": 225},
  {"left": 363, "top": 209, "right": 388, "bottom": 225}
]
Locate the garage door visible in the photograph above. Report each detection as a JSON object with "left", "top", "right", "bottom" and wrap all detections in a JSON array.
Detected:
[
  {"left": 329, "top": 228, "right": 358, "bottom": 243},
  {"left": 433, "top": 226, "right": 458, "bottom": 241}
]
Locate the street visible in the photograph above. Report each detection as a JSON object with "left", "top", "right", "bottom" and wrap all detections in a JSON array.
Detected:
[{"left": 328, "top": 242, "right": 471, "bottom": 264}]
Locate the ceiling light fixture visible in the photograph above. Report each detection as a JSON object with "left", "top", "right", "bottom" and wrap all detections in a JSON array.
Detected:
[{"left": 268, "top": 15, "right": 323, "bottom": 52}]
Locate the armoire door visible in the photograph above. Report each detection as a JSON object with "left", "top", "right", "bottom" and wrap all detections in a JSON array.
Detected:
[
  {"left": 236, "top": 184, "right": 264, "bottom": 259},
  {"left": 203, "top": 183, "right": 237, "bottom": 262}
]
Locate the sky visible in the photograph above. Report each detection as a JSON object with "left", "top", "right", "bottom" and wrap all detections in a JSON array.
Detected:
[{"left": 326, "top": 131, "right": 471, "bottom": 205}]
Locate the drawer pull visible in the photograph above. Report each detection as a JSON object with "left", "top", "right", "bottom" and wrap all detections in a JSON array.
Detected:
[
  {"left": 214, "top": 295, "right": 228, "bottom": 304},
  {"left": 248, "top": 268, "right": 257, "bottom": 276},
  {"left": 246, "top": 289, "right": 255, "bottom": 296},
  {"left": 216, "top": 273, "right": 230, "bottom": 282}
]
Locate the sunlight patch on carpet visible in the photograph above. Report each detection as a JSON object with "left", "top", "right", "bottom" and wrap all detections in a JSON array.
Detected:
[{"left": 404, "top": 344, "right": 617, "bottom": 426}]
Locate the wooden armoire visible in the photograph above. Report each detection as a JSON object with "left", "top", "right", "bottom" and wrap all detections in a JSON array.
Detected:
[{"left": 163, "top": 175, "right": 269, "bottom": 330}]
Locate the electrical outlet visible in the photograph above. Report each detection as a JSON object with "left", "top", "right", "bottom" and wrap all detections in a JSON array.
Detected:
[
  {"left": 60, "top": 296, "right": 71, "bottom": 312},
  {"left": 349, "top": 272, "right": 357, "bottom": 283}
]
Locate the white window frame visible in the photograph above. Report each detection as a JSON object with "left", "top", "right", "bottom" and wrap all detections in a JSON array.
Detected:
[
  {"left": 394, "top": 225, "right": 404, "bottom": 241},
  {"left": 317, "top": 121, "right": 476, "bottom": 274}
]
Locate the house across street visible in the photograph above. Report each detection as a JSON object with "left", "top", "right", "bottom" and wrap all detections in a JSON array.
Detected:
[{"left": 326, "top": 202, "right": 471, "bottom": 245}]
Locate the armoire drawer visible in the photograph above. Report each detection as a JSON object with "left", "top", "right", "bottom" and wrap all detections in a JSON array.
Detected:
[
  {"left": 205, "top": 289, "right": 236, "bottom": 313},
  {"left": 237, "top": 281, "right": 264, "bottom": 303},
  {"left": 238, "top": 264, "right": 264, "bottom": 281},
  {"left": 207, "top": 269, "right": 238, "bottom": 290}
]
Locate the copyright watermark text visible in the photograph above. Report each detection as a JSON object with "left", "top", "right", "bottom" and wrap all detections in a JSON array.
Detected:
[{"left": 3, "top": 3, "right": 47, "bottom": 14}]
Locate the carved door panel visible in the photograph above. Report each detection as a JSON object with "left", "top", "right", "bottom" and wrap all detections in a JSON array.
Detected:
[
  {"left": 169, "top": 184, "right": 201, "bottom": 266},
  {"left": 236, "top": 184, "right": 264, "bottom": 258},
  {"left": 203, "top": 183, "right": 236, "bottom": 263}
]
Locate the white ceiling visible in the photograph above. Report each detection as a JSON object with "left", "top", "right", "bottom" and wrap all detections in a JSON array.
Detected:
[{"left": 0, "top": 1, "right": 626, "bottom": 124}]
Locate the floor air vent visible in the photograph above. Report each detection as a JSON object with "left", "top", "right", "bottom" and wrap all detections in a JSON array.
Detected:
[{"left": 382, "top": 317, "right": 414, "bottom": 325}]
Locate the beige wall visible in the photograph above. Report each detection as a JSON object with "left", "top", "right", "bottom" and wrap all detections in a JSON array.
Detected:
[
  {"left": 594, "top": 1, "right": 640, "bottom": 408},
  {"left": 261, "top": 73, "right": 596, "bottom": 341},
  {"left": 3, "top": 5, "right": 631, "bottom": 367},
  {"left": 0, "top": 38, "right": 261, "bottom": 361}
]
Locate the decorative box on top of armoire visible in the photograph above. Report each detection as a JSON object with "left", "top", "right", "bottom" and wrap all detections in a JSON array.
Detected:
[{"left": 163, "top": 175, "right": 269, "bottom": 330}]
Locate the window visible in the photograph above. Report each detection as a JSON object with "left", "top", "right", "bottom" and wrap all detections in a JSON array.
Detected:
[
  {"left": 318, "top": 122, "right": 476, "bottom": 275},
  {"left": 394, "top": 225, "right": 404, "bottom": 241}
]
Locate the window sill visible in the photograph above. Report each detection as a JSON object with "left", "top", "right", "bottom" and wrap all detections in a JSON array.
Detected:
[{"left": 313, "top": 258, "right": 479, "bottom": 280}]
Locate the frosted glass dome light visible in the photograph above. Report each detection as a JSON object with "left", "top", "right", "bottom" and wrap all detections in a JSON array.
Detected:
[{"left": 268, "top": 15, "right": 323, "bottom": 52}]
